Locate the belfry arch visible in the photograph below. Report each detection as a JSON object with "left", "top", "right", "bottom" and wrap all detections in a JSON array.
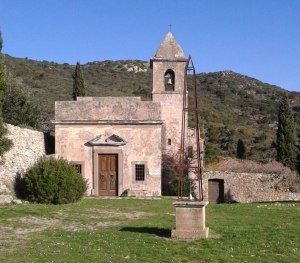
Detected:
[{"left": 164, "top": 69, "right": 175, "bottom": 91}]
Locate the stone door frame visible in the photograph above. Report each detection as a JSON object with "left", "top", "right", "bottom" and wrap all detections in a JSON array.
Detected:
[{"left": 92, "top": 147, "right": 123, "bottom": 196}]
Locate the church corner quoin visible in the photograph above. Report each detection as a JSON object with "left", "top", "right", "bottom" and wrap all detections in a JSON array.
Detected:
[{"left": 52, "top": 32, "right": 202, "bottom": 197}]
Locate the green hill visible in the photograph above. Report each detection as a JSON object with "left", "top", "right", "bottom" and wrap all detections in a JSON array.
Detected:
[{"left": 4, "top": 54, "right": 300, "bottom": 164}]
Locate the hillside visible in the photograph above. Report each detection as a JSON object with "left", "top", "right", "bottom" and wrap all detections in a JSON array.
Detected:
[{"left": 3, "top": 54, "right": 300, "bottom": 164}]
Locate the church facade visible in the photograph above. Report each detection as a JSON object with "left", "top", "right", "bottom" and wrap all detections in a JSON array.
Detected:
[{"left": 53, "top": 32, "right": 193, "bottom": 197}]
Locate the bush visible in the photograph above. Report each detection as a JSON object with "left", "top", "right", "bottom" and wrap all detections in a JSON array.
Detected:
[
  {"left": 0, "top": 120, "right": 13, "bottom": 156},
  {"left": 161, "top": 154, "right": 196, "bottom": 197},
  {"left": 161, "top": 154, "right": 178, "bottom": 195},
  {"left": 22, "top": 156, "right": 88, "bottom": 204},
  {"left": 167, "top": 176, "right": 196, "bottom": 197}
]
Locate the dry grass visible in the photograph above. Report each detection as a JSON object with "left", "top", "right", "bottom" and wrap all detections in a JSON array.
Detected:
[{"left": 206, "top": 158, "right": 291, "bottom": 174}]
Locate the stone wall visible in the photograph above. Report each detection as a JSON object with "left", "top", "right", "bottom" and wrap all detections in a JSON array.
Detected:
[
  {"left": 55, "top": 97, "right": 162, "bottom": 121},
  {"left": 202, "top": 171, "right": 300, "bottom": 203},
  {"left": 0, "top": 124, "right": 45, "bottom": 194}
]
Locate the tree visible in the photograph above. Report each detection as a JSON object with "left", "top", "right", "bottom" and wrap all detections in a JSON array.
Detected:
[
  {"left": 3, "top": 88, "right": 44, "bottom": 129},
  {"left": 0, "top": 31, "right": 6, "bottom": 108},
  {"left": 237, "top": 139, "right": 246, "bottom": 159},
  {"left": 276, "top": 94, "right": 297, "bottom": 170},
  {"left": 0, "top": 30, "right": 12, "bottom": 156},
  {"left": 72, "top": 61, "right": 86, "bottom": 100},
  {"left": 0, "top": 31, "right": 2, "bottom": 51}
]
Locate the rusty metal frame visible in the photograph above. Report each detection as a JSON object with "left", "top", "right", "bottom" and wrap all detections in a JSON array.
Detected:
[{"left": 178, "top": 56, "right": 203, "bottom": 201}]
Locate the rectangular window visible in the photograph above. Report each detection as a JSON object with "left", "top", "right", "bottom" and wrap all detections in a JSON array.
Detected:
[
  {"left": 187, "top": 146, "right": 193, "bottom": 158},
  {"left": 168, "top": 138, "right": 171, "bottom": 145},
  {"left": 135, "top": 164, "right": 145, "bottom": 181},
  {"left": 132, "top": 161, "right": 147, "bottom": 183},
  {"left": 74, "top": 164, "right": 82, "bottom": 174}
]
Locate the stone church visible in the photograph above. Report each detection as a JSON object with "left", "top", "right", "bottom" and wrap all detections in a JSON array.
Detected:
[{"left": 53, "top": 32, "right": 197, "bottom": 197}]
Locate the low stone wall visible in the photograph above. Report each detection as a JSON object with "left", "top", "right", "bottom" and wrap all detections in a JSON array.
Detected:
[
  {"left": 203, "top": 171, "right": 300, "bottom": 203},
  {"left": 0, "top": 124, "right": 45, "bottom": 194}
]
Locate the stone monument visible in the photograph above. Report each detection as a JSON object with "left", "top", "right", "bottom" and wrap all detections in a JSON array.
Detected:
[{"left": 172, "top": 201, "right": 209, "bottom": 239}]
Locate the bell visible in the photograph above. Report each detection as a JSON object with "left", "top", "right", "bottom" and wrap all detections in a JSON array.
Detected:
[{"left": 167, "top": 78, "right": 172, "bottom": 85}]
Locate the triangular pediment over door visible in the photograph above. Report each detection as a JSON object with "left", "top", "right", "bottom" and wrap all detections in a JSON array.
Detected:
[{"left": 86, "top": 134, "right": 127, "bottom": 146}]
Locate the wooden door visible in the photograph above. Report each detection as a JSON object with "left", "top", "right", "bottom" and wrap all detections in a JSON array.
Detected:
[
  {"left": 208, "top": 179, "right": 224, "bottom": 204},
  {"left": 98, "top": 155, "right": 117, "bottom": 196}
]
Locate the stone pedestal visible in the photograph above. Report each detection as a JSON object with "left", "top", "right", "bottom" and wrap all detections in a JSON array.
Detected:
[{"left": 171, "top": 201, "right": 209, "bottom": 239}]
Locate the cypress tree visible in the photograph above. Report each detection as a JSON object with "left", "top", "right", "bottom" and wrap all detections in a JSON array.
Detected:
[
  {"left": 237, "top": 138, "right": 246, "bottom": 159},
  {"left": 0, "top": 30, "right": 13, "bottom": 156},
  {"left": 72, "top": 61, "right": 86, "bottom": 100},
  {"left": 276, "top": 94, "right": 297, "bottom": 170},
  {"left": 0, "top": 31, "right": 5, "bottom": 109}
]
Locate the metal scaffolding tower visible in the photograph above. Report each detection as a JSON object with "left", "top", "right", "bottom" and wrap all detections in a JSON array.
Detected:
[{"left": 178, "top": 56, "right": 203, "bottom": 201}]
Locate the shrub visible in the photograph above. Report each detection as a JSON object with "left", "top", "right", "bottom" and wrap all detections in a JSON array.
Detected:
[
  {"left": 22, "top": 156, "right": 88, "bottom": 204},
  {"left": 0, "top": 120, "right": 13, "bottom": 156},
  {"left": 168, "top": 176, "right": 196, "bottom": 197},
  {"left": 161, "top": 154, "right": 196, "bottom": 196},
  {"left": 161, "top": 154, "right": 178, "bottom": 195}
]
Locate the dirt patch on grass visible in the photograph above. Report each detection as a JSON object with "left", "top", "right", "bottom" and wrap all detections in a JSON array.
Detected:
[
  {"left": 62, "top": 221, "right": 119, "bottom": 231},
  {"left": 0, "top": 226, "right": 30, "bottom": 253},
  {"left": 0, "top": 208, "right": 154, "bottom": 254},
  {"left": 6, "top": 210, "right": 152, "bottom": 234},
  {"left": 85, "top": 208, "right": 154, "bottom": 219},
  {"left": 208, "top": 233, "right": 222, "bottom": 238},
  {"left": 0, "top": 209, "right": 154, "bottom": 251},
  {"left": 61, "top": 210, "right": 154, "bottom": 231},
  {"left": 14, "top": 216, "right": 61, "bottom": 234}
]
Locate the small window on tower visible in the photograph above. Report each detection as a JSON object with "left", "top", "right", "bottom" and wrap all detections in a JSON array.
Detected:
[
  {"left": 168, "top": 139, "right": 171, "bottom": 145},
  {"left": 164, "top": 69, "right": 175, "bottom": 91}
]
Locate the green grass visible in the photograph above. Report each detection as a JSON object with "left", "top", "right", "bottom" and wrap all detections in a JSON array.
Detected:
[{"left": 0, "top": 198, "right": 299, "bottom": 262}]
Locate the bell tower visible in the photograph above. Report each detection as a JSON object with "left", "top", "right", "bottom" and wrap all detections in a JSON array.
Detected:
[{"left": 150, "top": 32, "right": 188, "bottom": 154}]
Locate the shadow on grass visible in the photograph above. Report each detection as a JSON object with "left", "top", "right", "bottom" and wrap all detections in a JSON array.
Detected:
[{"left": 120, "top": 227, "right": 171, "bottom": 238}]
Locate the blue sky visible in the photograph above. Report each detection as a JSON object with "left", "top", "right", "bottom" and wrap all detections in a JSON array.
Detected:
[{"left": 1, "top": 0, "right": 299, "bottom": 91}]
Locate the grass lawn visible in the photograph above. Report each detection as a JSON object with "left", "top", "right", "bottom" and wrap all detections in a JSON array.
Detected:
[{"left": 0, "top": 197, "right": 299, "bottom": 262}]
